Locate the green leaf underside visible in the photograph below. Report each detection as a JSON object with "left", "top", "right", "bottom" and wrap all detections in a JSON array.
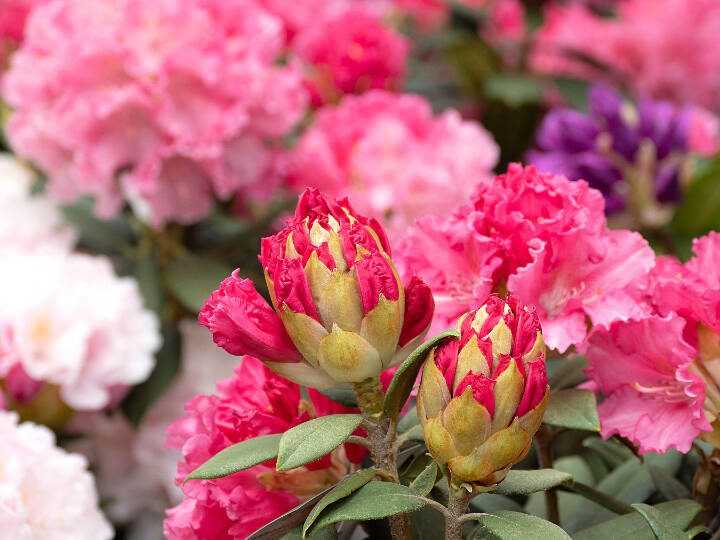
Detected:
[
  {"left": 631, "top": 503, "right": 686, "bottom": 540},
  {"left": 185, "top": 434, "right": 281, "bottom": 481},
  {"left": 495, "top": 469, "right": 573, "bottom": 496},
  {"left": 543, "top": 389, "right": 600, "bottom": 431},
  {"left": 276, "top": 414, "right": 363, "bottom": 472},
  {"left": 572, "top": 500, "right": 701, "bottom": 540},
  {"left": 302, "top": 469, "right": 376, "bottom": 536},
  {"left": 316, "top": 383, "right": 358, "bottom": 408},
  {"left": 408, "top": 462, "right": 438, "bottom": 496},
  {"left": 472, "top": 511, "right": 571, "bottom": 539},
  {"left": 383, "top": 329, "right": 460, "bottom": 419},
  {"left": 308, "top": 481, "right": 426, "bottom": 535},
  {"left": 247, "top": 487, "right": 334, "bottom": 540}
]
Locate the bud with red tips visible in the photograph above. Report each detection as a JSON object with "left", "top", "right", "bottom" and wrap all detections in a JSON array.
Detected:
[
  {"left": 417, "top": 295, "right": 548, "bottom": 490},
  {"left": 200, "top": 188, "right": 434, "bottom": 388}
]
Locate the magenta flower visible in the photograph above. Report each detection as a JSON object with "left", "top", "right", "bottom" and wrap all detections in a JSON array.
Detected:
[
  {"left": 398, "top": 163, "right": 654, "bottom": 353},
  {"left": 164, "top": 357, "right": 365, "bottom": 540}
]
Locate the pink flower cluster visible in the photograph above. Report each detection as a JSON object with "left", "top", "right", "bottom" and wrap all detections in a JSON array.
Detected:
[
  {"left": 398, "top": 163, "right": 654, "bottom": 353},
  {"left": 531, "top": 0, "right": 720, "bottom": 112},
  {"left": 164, "top": 357, "right": 365, "bottom": 539},
  {"left": 585, "top": 232, "right": 720, "bottom": 454},
  {"left": 289, "top": 91, "right": 499, "bottom": 239},
  {"left": 3, "top": 0, "right": 308, "bottom": 227},
  {"left": 290, "top": 4, "right": 409, "bottom": 106},
  {"left": 0, "top": 0, "right": 45, "bottom": 72}
]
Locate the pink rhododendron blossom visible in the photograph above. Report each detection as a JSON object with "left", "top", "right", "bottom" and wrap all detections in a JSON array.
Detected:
[
  {"left": 0, "top": 410, "right": 113, "bottom": 539},
  {"left": 164, "top": 357, "right": 365, "bottom": 539},
  {"left": 483, "top": 0, "right": 526, "bottom": 44},
  {"left": 531, "top": 0, "right": 720, "bottom": 112},
  {"left": 292, "top": 5, "right": 409, "bottom": 105},
  {"left": 0, "top": 0, "right": 46, "bottom": 73},
  {"left": 0, "top": 153, "right": 75, "bottom": 253},
  {"left": 398, "top": 164, "right": 654, "bottom": 352},
  {"left": 586, "top": 315, "right": 710, "bottom": 454},
  {"left": 3, "top": 0, "right": 307, "bottom": 227},
  {"left": 391, "top": 0, "right": 448, "bottom": 31},
  {"left": 0, "top": 249, "right": 160, "bottom": 411},
  {"left": 586, "top": 232, "right": 720, "bottom": 453},
  {"left": 289, "top": 91, "right": 499, "bottom": 239}
]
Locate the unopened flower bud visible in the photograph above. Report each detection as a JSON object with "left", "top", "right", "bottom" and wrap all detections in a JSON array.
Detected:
[
  {"left": 418, "top": 295, "right": 548, "bottom": 490},
  {"left": 201, "top": 189, "right": 434, "bottom": 387}
]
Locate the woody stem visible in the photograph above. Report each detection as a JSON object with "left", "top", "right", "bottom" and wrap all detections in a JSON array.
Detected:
[
  {"left": 445, "top": 484, "right": 471, "bottom": 540},
  {"left": 535, "top": 424, "right": 560, "bottom": 525},
  {"left": 353, "top": 377, "right": 410, "bottom": 540}
]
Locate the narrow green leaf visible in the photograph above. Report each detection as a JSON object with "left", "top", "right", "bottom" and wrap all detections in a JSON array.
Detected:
[
  {"left": 402, "top": 424, "right": 425, "bottom": 442},
  {"left": 572, "top": 500, "right": 701, "bottom": 540},
  {"left": 484, "top": 74, "right": 544, "bottom": 107},
  {"left": 316, "top": 384, "right": 358, "bottom": 408},
  {"left": 165, "top": 255, "right": 234, "bottom": 312},
  {"left": 397, "top": 405, "right": 420, "bottom": 433},
  {"left": 544, "top": 389, "right": 599, "bottom": 431},
  {"left": 277, "top": 414, "right": 363, "bottom": 472},
  {"left": 582, "top": 437, "right": 635, "bottom": 468},
  {"left": 495, "top": 469, "right": 572, "bottom": 496},
  {"left": 409, "top": 462, "right": 438, "bottom": 496},
  {"left": 186, "top": 434, "right": 281, "bottom": 481},
  {"left": 647, "top": 465, "right": 691, "bottom": 501},
  {"left": 632, "top": 503, "right": 684, "bottom": 540},
  {"left": 472, "top": 511, "right": 571, "bottom": 539},
  {"left": 383, "top": 329, "right": 460, "bottom": 419},
  {"left": 411, "top": 506, "right": 447, "bottom": 540},
  {"left": 303, "top": 469, "right": 376, "bottom": 536},
  {"left": 309, "top": 481, "right": 426, "bottom": 535}
]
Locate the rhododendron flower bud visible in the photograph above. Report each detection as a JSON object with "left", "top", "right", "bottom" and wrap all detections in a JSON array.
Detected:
[
  {"left": 201, "top": 188, "right": 434, "bottom": 387},
  {"left": 418, "top": 295, "right": 548, "bottom": 489}
]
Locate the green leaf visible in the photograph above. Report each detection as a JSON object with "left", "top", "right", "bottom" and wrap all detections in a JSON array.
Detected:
[
  {"left": 277, "top": 415, "right": 363, "bottom": 471},
  {"left": 383, "top": 329, "right": 460, "bottom": 420},
  {"left": 647, "top": 465, "right": 690, "bottom": 501},
  {"left": 495, "top": 469, "right": 572, "bottom": 496},
  {"left": 582, "top": 437, "right": 635, "bottom": 468},
  {"left": 186, "top": 434, "right": 281, "bottom": 481},
  {"left": 543, "top": 389, "right": 599, "bottom": 431},
  {"left": 316, "top": 383, "right": 358, "bottom": 408},
  {"left": 472, "top": 511, "right": 571, "bottom": 539},
  {"left": 409, "top": 462, "right": 438, "bottom": 496},
  {"left": 402, "top": 424, "right": 425, "bottom": 443},
  {"left": 132, "top": 249, "right": 164, "bottom": 314},
  {"left": 121, "top": 323, "right": 181, "bottom": 426},
  {"left": 410, "top": 506, "right": 446, "bottom": 540},
  {"left": 547, "top": 356, "right": 588, "bottom": 390},
  {"left": 303, "top": 469, "right": 376, "bottom": 536},
  {"left": 61, "top": 197, "right": 135, "bottom": 255},
  {"left": 631, "top": 503, "right": 685, "bottom": 540},
  {"left": 165, "top": 255, "right": 233, "bottom": 312},
  {"left": 397, "top": 405, "right": 420, "bottom": 433},
  {"left": 308, "top": 481, "right": 426, "bottom": 535},
  {"left": 672, "top": 156, "right": 720, "bottom": 235},
  {"left": 573, "top": 500, "right": 701, "bottom": 540}
]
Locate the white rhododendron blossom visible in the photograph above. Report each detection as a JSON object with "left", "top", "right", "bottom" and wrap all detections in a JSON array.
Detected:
[
  {"left": 0, "top": 249, "right": 160, "bottom": 410},
  {"left": 0, "top": 411, "right": 113, "bottom": 539},
  {"left": 69, "top": 321, "right": 234, "bottom": 532},
  {"left": 0, "top": 153, "right": 75, "bottom": 252}
]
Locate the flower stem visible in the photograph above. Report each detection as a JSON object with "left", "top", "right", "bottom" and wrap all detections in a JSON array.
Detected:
[
  {"left": 535, "top": 424, "right": 560, "bottom": 525},
  {"left": 445, "top": 483, "right": 471, "bottom": 540},
  {"left": 353, "top": 378, "right": 410, "bottom": 540}
]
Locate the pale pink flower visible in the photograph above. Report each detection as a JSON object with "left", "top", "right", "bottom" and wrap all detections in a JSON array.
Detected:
[
  {"left": 292, "top": 5, "right": 409, "bottom": 105},
  {"left": 164, "top": 356, "right": 365, "bottom": 540},
  {"left": 288, "top": 91, "right": 499, "bottom": 239},
  {"left": 531, "top": 0, "right": 720, "bottom": 112},
  {"left": 69, "top": 321, "right": 235, "bottom": 534},
  {"left": 3, "top": 0, "right": 307, "bottom": 227},
  {"left": 398, "top": 164, "right": 654, "bottom": 352},
  {"left": 0, "top": 250, "right": 160, "bottom": 411},
  {"left": 0, "top": 153, "right": 75, "bottom": 253},
  {"left": 0, "top": 410, "right": 113, "bottom": 539}
]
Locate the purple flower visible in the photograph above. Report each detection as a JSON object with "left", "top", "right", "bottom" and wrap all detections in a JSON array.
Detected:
[{"left": 528, "top": 85, "right": 693, "bottom": 222}]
